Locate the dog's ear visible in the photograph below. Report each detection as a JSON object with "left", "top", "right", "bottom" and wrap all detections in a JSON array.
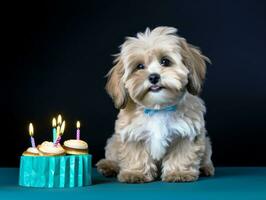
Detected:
[
  {"left": 179, "top": 38, "right": 210, "bottom": 95},
  {"left": 105, "top": 56, "right": 128, "bottom": 109}
]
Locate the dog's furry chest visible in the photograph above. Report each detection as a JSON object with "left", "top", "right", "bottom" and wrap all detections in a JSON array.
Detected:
[
  {"left": 118, "top": 94, "right": 205, "bottom": 160},
  {"left": 144, "top": 113, "right": 175, "bottom": 160},
  {"left": 120, "top": 110, "right": 200, "bottom": 160}
]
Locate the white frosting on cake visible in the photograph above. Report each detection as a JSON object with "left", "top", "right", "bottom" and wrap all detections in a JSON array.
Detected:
[
  {"left": 64, "top": 139, "right": 88, "bottom": 150},
  {"left": 26, "top": 147, "right": 39, "bottom": 154},
  {"left": 38, "top": 141, "right": 65, "bottom": 154}
]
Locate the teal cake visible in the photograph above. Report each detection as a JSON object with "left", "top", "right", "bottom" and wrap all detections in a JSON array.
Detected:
[{"left": 19, "top": 141, "right": 92, "bottom": 188}]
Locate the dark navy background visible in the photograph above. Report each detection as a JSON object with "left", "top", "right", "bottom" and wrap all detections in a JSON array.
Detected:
[{"left": 1, "top": 0, "right": 266, "bottom": 167}]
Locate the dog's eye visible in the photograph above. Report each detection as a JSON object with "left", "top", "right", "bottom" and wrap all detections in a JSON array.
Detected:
[
  {"left": 136, "top": 64, "right": 145, "bottom": 70},
  {"left": 160, "top": 58, "right": 171, "bottom": 67}
]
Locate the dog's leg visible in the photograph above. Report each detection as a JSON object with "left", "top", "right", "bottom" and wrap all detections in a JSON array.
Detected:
[
  {"left": 96, "top": 134, "right": 120, "bottom": 177},
  {"left": 96, "top": 159, "right": 119, "bottom": 177},
  {"left": 200, "top": 136, "right": 215, "bottom": 176},
  {"left": 117, "top": 141, "right": 157, "bottom": 183},
  {"left": 161, "top": 135, "right": 206, "bottom": 182}
]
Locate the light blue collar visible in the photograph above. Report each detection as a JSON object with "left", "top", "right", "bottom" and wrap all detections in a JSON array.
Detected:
[{"left": 144, "top": 104, "right": 177, "bottom": 116}]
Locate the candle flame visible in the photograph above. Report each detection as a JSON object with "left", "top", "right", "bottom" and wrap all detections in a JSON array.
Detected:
[
  {"left": 60, "top": 121, "right": 65, "bottom": 135},
  {"left": 76, "top": 121, "right": 80, "bottom": 129},
  {"left": 29, "top": 123, "right": 34, "bottom": 136},
  {"left": 57, "top": 114, "right": 62, "bottom": 125},
  {"left": 52, "top": 118, "right": 56, "bottom": 127}
]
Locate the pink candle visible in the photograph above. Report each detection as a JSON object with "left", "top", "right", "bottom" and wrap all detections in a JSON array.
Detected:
[
  {"left": 76, "top": 121, "right": 81, "bottom": 140},
  {"left": 54, "top": 136, "right": 61, "bottom": 146},
  {"left": 77, "top": 129, "right": 80, "bottom": 140}
]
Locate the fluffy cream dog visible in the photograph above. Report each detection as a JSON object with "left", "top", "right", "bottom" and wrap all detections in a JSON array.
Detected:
[{"left": 96, "top": 26, "right": 214, "bottom": 183}]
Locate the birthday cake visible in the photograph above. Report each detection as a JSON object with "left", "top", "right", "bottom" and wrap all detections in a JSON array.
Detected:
[{"left": 19, "top": 115, "right": 92, "bottom": 188}]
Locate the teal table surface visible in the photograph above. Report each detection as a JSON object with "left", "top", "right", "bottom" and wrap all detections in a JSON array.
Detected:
[{"left": 0, "top": 167, "right": 265, "bottom": 200}]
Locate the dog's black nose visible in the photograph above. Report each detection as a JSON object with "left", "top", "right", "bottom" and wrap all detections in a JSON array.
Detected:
[{"left": 149, "top": 73, "right": 160, "bottom": 84}]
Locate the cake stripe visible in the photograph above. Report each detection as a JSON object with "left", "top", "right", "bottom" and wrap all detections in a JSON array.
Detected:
[
  {"left": 69, "top": 156, "right": 75, "bottom": 187},
  {"left": 78, "top": 155, "right": 83, "bottom": 186},
  {"left": 48, "top": 157, "right": 55, "bottom": 187},
  {"left": 59, "top": 157, "right": 66, "bottom": 187}
]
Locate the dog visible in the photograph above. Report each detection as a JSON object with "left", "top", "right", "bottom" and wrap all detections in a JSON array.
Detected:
[{"left": 96, "top": 26, "right": 214, "bottom": 183}]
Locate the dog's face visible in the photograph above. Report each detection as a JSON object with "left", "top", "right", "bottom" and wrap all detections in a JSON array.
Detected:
[{"left": 106, "top": 27, "right": 209, "bottom": 109}]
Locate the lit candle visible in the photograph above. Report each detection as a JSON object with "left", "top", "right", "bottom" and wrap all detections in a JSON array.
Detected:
[
  {"left": 56, "top": 114, "right": 62, "bottom": 138},
  {"left": 29, "top": 123, "right": 36, "bottom": 148},
  {"left": 61, "top": 121, "right": 65, "bottom": 135},
  {"left": 52, "top": 118, "right": 57, "bottom": 143},
  {"left": 76, "top": 121, "right": 80, "bottom": 140},
  {"left": 56, "top": 125, "right": 60, "bottom": 138},
  {"left": 54, "top": 120, "right": 65, "bottom": 146},
  {"left": 57, "top": 114, "right": 62, "bottom": 125}
]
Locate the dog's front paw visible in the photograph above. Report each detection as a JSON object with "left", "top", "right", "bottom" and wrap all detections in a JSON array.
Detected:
[
  {"left": 96, "top": 159, "right": 119, "bottom": 177},
  {"left": 118, "top": 171, "right": 152, "bottom": 183},
  {"left": 162, "top": 171, "right": 199, "bottom": 182},
  {"left": 200, "top": 163, "right": 215, "bottom": 176}
]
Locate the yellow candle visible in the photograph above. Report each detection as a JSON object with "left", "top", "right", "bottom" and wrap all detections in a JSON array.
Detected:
[
  {"left": 56, "top": 125, "right": 60, "bottom": 137},
  {"left": 61, "top": 121, "right": 65, "bottom": 135}
]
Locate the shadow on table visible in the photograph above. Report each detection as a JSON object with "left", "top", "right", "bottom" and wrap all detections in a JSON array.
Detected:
[{"left": 200, "top": 167, "right": 265, "bottom": 181}]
